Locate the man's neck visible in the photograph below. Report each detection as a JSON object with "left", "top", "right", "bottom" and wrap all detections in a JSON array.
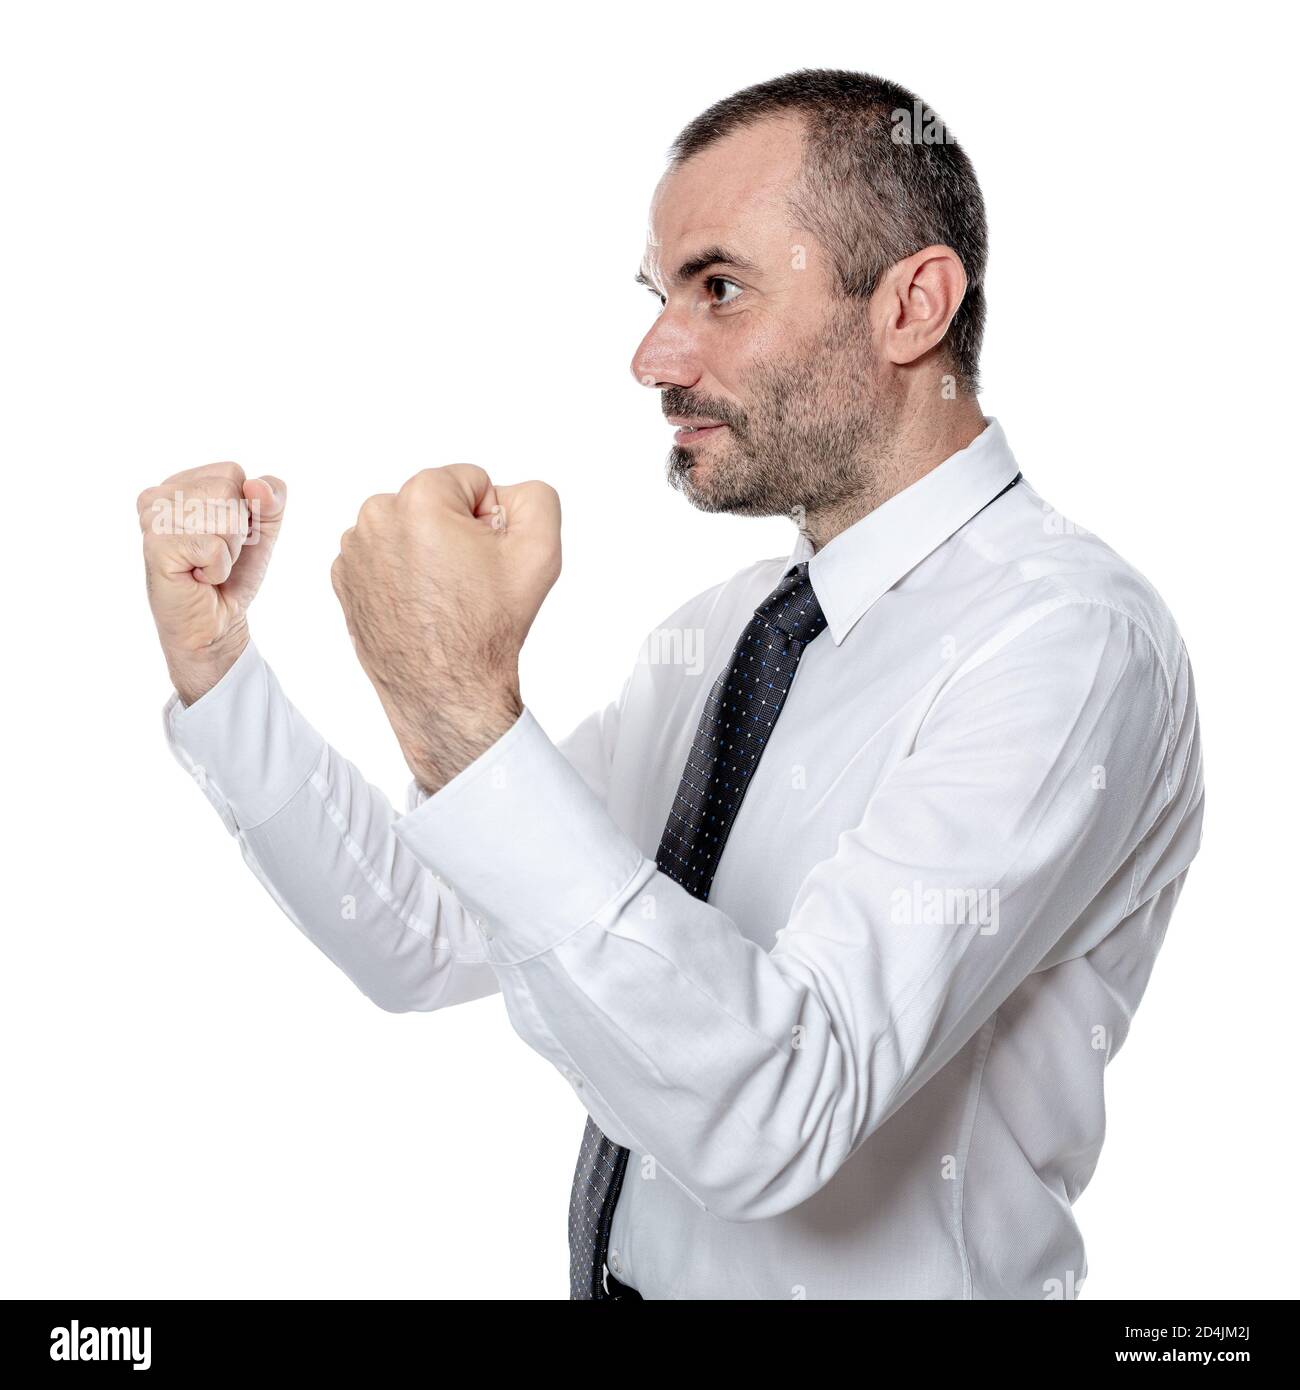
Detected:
[{"left": 800, "top": 398, "right": 987, "bottom": 553}]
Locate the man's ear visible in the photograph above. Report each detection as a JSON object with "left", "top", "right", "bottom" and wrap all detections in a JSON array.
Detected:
[{"left": 873, "top": 244, "right": 968, "bottom": 368}]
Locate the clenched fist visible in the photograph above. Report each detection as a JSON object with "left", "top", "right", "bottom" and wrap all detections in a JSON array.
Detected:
[
  {"left": 330, "top": 464, "right": 561, "bottom": 792},
  {"left": 137, "top": 462, "right": 287, "bottom": 705}
]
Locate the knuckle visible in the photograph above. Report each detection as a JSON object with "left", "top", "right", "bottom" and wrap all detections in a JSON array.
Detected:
[
  {"left": 523, "top": 479, "right": 562, "bottom": 517},
  {"left": 401, "top": 468, "right": 440, "bottom": 495},
  {"left": 137, "top": 497, "right": 166, "bottom": 534},
  {"left": 202, "top": 475, "right": 244, "bottom": 504}
]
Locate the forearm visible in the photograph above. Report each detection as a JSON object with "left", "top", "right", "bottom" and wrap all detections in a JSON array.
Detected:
[
  {"left": 165, "top": 640, "right": 499, "bottom": 1012},
  {"left": 390, "top": 707, "right": 851, "bottom": 1218}
]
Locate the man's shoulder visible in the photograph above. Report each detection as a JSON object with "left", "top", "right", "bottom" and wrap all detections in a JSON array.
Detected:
[
  {"left": 965, "top": 477, "right": 1191, "bottom": 691},
  {"left": 948, "top": 481, "right": 1202, "bottom": 817}
]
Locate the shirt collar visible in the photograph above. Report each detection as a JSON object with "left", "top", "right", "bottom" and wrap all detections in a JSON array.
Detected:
[{"left": 788, "top": 417, "right": 1022, "bottom": 646}]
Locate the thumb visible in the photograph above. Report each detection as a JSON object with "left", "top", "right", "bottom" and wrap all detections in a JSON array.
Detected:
[
  {"left": 473, "top": 480, "right": 505, "bottom": 531},
  {"left": 224, "top": 475, "right": 288, "bottom": 608},
  {"left": 243, "top": 475, "right": 287, "bottom": 543}
]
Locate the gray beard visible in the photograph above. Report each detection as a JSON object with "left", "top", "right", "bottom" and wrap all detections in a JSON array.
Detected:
[{"left": 664, "top": 306, "right": 894, "bottom": 523}]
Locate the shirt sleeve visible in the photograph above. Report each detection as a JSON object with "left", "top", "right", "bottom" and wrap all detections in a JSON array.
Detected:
[
  {"left": 390, "top": 597, "right": 1185, "bottom": 1220},
  {"left": 163, "top": 642, "right": 632, "bottom": 1014},
  {"left": 162, "top": 640, "right": 501, "bottom": 1012}
]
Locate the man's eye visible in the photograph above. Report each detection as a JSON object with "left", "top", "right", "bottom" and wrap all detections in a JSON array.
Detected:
[{"left": 706, "top": 277, "right": 743, "bottom": 306}]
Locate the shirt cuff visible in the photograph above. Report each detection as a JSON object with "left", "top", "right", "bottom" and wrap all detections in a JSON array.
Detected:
[
  {"left": 162, "top": 639, "right": 326, "bottom": 833},
  {"left": 392, "top": 707, "right": 647, "bottom": 963}
]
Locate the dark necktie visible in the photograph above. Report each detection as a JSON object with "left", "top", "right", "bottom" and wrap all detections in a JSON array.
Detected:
[{"left": 567, "top": 559, "right": 829, "bottom": 1299}]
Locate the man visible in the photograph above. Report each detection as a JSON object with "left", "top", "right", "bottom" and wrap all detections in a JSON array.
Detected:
[{"left": 138, "top": 70, "right": 1204, "bottom": 1300}]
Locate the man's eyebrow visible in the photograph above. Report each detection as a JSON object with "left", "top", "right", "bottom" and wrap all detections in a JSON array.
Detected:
[{"left": 636, "top": 246, "right": 758, "bottom": 293}]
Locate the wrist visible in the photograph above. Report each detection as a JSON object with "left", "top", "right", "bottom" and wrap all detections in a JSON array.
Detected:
[
  {"left": 168, "top": 623, "right": 250, "bottom": 707},
  {"left": 403, "top": 681, "right": 523, "bottom": 795}
]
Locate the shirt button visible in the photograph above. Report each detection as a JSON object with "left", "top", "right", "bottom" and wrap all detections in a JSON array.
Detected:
[
  {"left": 608, "top": 1249, "right": 622, "bottom": 1275},
  {"left": 565, "top": 1069, "right": 583, "bottom": 1090}
]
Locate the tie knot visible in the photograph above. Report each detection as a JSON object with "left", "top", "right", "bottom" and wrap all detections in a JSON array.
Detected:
[{"left": 755, "top": 561, "right": 827, "bottom": 645}]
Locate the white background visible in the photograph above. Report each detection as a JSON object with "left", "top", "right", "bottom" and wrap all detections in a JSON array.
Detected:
[{"left": 2, "top": 0, "right": 1295, "bottom": 1299}]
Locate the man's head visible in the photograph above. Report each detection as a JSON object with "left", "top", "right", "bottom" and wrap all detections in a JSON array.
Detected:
[{"left": 631, "top": 69, "right": 988, "bottom": 529}]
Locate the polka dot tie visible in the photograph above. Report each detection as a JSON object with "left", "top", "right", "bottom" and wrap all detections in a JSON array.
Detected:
[{"left": 568, "top": 561, "right": 828, "bottom": 1299}]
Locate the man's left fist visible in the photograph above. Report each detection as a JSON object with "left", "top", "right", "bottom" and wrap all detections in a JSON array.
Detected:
[{"left": 330, "top": 464, "right": 561, "bottom": 792}]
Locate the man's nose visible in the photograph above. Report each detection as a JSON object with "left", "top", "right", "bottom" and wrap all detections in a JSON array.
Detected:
[{"left": 630, "top": 309, "right": 701, "bottom": 390}]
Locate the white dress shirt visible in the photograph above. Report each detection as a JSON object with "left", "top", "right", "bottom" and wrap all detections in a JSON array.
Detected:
[{"left": 163, "top": 419, "right": 1204, "bottom": 1299}]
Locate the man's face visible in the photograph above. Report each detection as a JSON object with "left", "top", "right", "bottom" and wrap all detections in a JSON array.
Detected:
[{"left": 631, "top": 116, "right": 894, "bottom": 521}]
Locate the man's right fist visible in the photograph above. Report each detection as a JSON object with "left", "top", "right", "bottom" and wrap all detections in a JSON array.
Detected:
[{"left": 137, "top": 462, "right": 286, "bottom": 706}]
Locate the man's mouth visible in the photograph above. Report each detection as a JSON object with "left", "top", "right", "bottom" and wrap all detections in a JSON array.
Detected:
[{"left": 668, "top": 416, "right": 728, "bottom": 446}]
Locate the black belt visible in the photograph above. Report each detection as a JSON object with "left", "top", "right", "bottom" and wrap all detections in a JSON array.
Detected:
[{"left": 604, "top": 1268, "right": 643, "bottom": 1300}]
